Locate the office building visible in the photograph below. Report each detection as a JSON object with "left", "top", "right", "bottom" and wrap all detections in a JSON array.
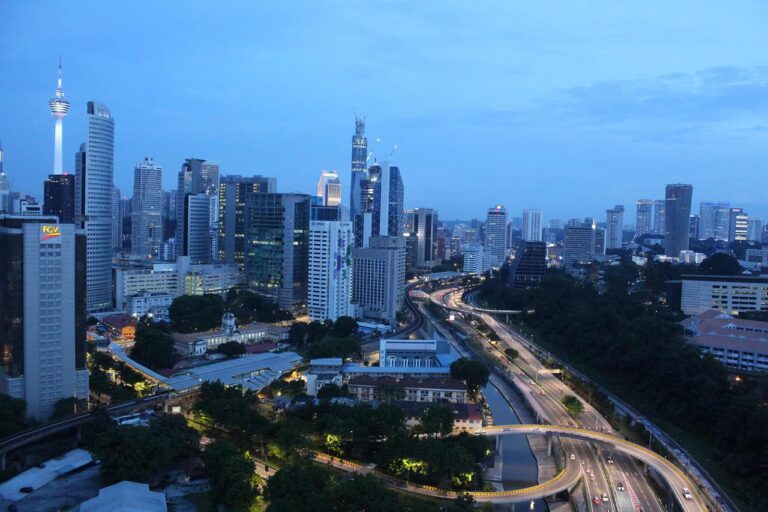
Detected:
[
  {"left": 0, "top": 216, "right": 88, "bottom": 420},
  {"left": 605, "top": 205, "right": 624, "bottom": 249},
  {"left": 462, "top": 243, "right": 488, "bottom": 274},
  {"left": 664, "top": 184, "right": 693, "bottom": 257},
  {"left": 0, "top": 141, "right": 10, "bottom": 214},
  {"left": 729, "top": 208, "right": 748, "bottom": 242},
  {"left": 19, "top": 200, "right": 42, "bottom": 216},
  {"left": 244, "top": 193, "right": 310, "bottom": 313},
  {"left": 115, "top": 263, "right": 179, "bottom": 310},
  {"left": 176, "top": 158, "right": 217, "bottom": 263},
  {"left": 484, "top": 205, "right": 508, "bottom": 267},
  {"left": 748, "top": 219, "right": 763, "bottom": 242},
  {"left": 698, "top": 202, "right": 730, "bottom": 241},
  {"left": 353, "top": 161, "right": 404, "bottom": 247},
  {"left": 508, "top": 241, "right": 546, "bottom": 288},
  {"left": 181, "top": 261, "right": 242, "bottom": 296},
  {"left": 49, "top": 60, "right": 70, "bottom": 175},
  {"left": 131, "top": 157, "right": 163, "bottom": 258},
  {"left": 111, "top": 186, "right": 122, "bottom": 252},
  {"left": 522, "top": 209, "right": 542, "bottom": 242},
  {"left": 635, "top": 199, "right": 653, "bottom": 236},
  {"left": 217, "top": 175, "right": 276, "bottom": 267},
  {"left": 351, "top": 236, "right": 406, "bottom": 325},
  {"left": 349, "top": 117, "right": 368, "bottom": 222},
  {"left": 680, "top": 274, "right": 768, "bottom": 315},
  {"left": 183, "top": 194, "right": 212, "bottom": 263},
  {"left": 43, "top": 173, "right": 75, "bottom": 223},
  {"left": 404, "top": 208, "right": 438, "bottom": 269},
  {"left": 563, "top": 221, "right": 605, "bottom": 268},
  {"left": 75, "top": 101, "right": 115, "bottom": 313},
  {"left": 308, "top": 220, "right": 354, "bottom": 322},
  {"left": 317, "top": 170, "right": 341, "bottom": 206},
  {"left": 652, "top": 199, "right": 665, "bottom": 234},
  {"left": 689, "top": 215, "right": 700, "bottom": 240}
]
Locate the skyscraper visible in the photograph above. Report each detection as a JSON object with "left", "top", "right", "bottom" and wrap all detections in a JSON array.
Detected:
[
  {"left": 664, "top": 183, "right": 693, "bottom": 257},
  {"left": 0, "top": 215, "right": 89, "bottom": 420},
  {"left": 43, "top": 174, "right": 75, "bottom": 223},
  {"left": 354, "top": 161, "right": 404, "bottom": 247},
  {"left": 747, "top": 218, "right": 763, "bottom": 242},
  {"left": 317, "top": 170, "right": 342, "bottom": 207},
  {"left": 244, "top": 193, "right": 310, "bottom": 313},
  {"left": 635, "top": 199, "right": 653, "bottom": 236},
  {"left": 217, "top": 174, "right": 276, "bottom": 267},
  {"left": 729, "top": 208, "right": 748, "bottom": 242},
  {"left": 75, "top": 101, "right": 115, "bottom": 313},
  {"left": 351, "top": 236, "right": 406, "bottom": 326},
  {"left": 131, "top": 157, "right": 163, "bottom": 258},
  {"left": 522, "top": 209, "right": 543, "bottom": 242},
  {"left": 404, "top": 208, "right": 439, "bottom": 269},
  {"left": 698, "top": 202, "right": 730, "bottom": 240},
  {"left": 652, "top": 199, "right": 665, "bottom": 235},
  {"left": 605, "top": 205, "right": 624, "bottom": 249},
  {"left": 0, "top": 140, "right": 10, "bottom": 213},
  {"left": 563, "top": 220, "right": 605, "bottom": 268},
  {"left": 484, "top": 205, "right": 508, "bottom": 267},
  {"left": 176, "top": 158, "right": 216, "bottom": 263},
  {"left": 112, "top": 186, "right": 122, "bottom": 252},
  {"left": 48, "top": 60, "right": 70, "bottom": 175},
  {"left": 308, "top": 220, "right": 354, "bottom": 322},
  {"left": 349, "top": 117, "right": 368, "bottom": 221}
]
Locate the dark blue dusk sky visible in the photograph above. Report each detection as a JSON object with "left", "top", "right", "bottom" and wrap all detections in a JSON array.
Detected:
[{"left": 2, "top": 1, "right": 767, "bottom": 222}]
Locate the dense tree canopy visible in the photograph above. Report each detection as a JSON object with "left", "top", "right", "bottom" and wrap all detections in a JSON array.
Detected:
[
  {"left": 0, "top": 394, "right": 32, "bottom": 438},
  {"left": 449, "top": 358, "right": 490, "bottom": 398},
  {"left": 169, "top": 294, "right": 225, "bottom": 333},
  {"left": 225, "top": 288, "right": 293, "bottom": 324},
  {"left": 130, "top": 322, "right": 177, "bottom": 370},
  {"left": 216, "top": 340, "right": 246, "bottom": 357},
  {"left": 698, "top": 253, "right": 742, "bottom": 276},
  {"left": 204, "top": 439, "right": 258, "bottom": 512}
]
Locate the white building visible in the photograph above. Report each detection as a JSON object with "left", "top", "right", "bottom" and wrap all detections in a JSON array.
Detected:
[
  {"left": 317, "top": 170, "right": 341, "bottom": 206},
  {"left": 308, "top": 220, "right": 353, "bottom": 322},
  {"left": 681, "top": 310, "right": 768, "bottom": 372},
  {"left": 131, "top": 157, "right": 163, "bottom": 258},
  {"left": 522, "top": 209, "right": 542, "bottom": 242},
  {"left": 115, "top": 263, "right": 179, "bottom": 310},
  {"left": 484, "top": 205, "right": 508, "bottom": 267},
  {"left": 80, "top": 481, "right": 167, "bottom": 512},
  {"left": 126, "top": 292, "right": 172, "bottom": 322},
  {"left": 351, "top": 235, "right": 405, "bottom": 325},
  {"left": 681, "top": 274, "right": 768, "bottom": 315},
  {"left": 181, "top": 260, "right": 242, "bottom": 296},
  {"left": 462, "top": 243, "right": 488, "bottom": 274},
  {"left": 605, "top": 205, "right": 624, "bottom": 249},
  {"left": 679, "top": 250, "right": 706, "bottom": 265}
]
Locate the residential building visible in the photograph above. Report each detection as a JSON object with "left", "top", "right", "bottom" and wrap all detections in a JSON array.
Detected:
[
  {"left": 351, "top": 235, "right": 405, "bottom": 325},
  {"left": 605, "top": 205, "right": 624, "bottom": 249},
  {"left": 317, "top": 170, "right": 341, "bottom": 206},
  {"left": 729, "top": 208, "right": 748, "bottom": 242},
  {"left": 462, "top": 243, "right": 488, "bottom": 274},
  {"left": 0, "top": 216, "right": 88, "bottom": 420},
  {"left": 635, "top": 199, "right": 653, "bottom": 236},
  {"left": 484, "top": 205, "right": 508, "bottom": 267},
  {"left": 404, "top": 208, "right": 438, "bottom": 269},
  {"left": 680, "top": 274, "right": 768, "bottom": 315},
  {"left": 43, "top": 173, "right": 75, "bottom": 223},
  {"left": 217, "top": 174, "right": 276, "bottom": 267},
  {"left": 75, "top": 101, "right": 115, "bottom": 313},
  {"left": 508, "top": 241, "right": 546, "bottom": 288},
  {"left": 244, "top": 193, "right": 310, "bottom": 313},
  {"left": 308, "top": 220, "right": 354, "bottom": 322},
  {"left": 664, "top": 184, "right": 693, "bottom": 257},
  {"left": 563, "top": 221, "right": 605, "bottom": 268},
  {"left": 131, "top": 157, "right": 163, "bottom": 258},
  {"left": 652, "top": 199, "right": 665, "bottom": 235},
  {"left": 522, "top": 209, "right": 542, "bottom": 242},
  {"left": 680, "top": 310, "right": 768, "bottom": 372}
]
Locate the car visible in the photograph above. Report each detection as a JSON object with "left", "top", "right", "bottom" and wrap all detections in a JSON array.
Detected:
[
  {"left": 607, "top": 457, "right": 614, "bottom": 464},
  {"left": 590, "top": 473, "right": 595, "bottom": 481},
  {"left": 35, "top": 463, "right": 46, "bottom": 469},
  {"left": 18, "top": 487, "right": 33, "bottom": 494},
  {"left": 602, "top": 494, "right": 609, "bottom": 502},
  {"left": 617, "top": 482, "right": 625, "bottom": 491},
  {"left": 592, "top": 496, "right": 602, "bottom": 505},
  {"left": 570, "top": 453, "right": 576, "bottom": 460},
  {"left": 683, "top": 487, "right": 693, "bottom": 500}
]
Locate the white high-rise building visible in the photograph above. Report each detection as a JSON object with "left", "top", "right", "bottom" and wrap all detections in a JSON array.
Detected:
[
  {"left": 308, "top": 221, "right": 354, "bottom": 322},
  {"left": 635, "top": 199, "right": 653, "bottom": 236},
  {"left": 522, "top": 209, "right": 542, "bottom": 242},
  {"left": 317, "top": 170, "right": 342, "bottom": 207},
  {"left": 462, "top": 243, "right": 488, "bottom": 274},
  {"left": 351, "top": 236, "right": 405, "bottom": 326},
  {"left": 49, "top": 60, "right": 70, "bottom": 175},
  {"left": 75, "top": 101, "right": 115, "bottom": 313},
  {"left": 132, "top": 157, "right": 163, "bottom": 258},
  {"left": 484, "top": 205, "right": 508, "bottom": 267},
  {"left": 748, "top": 218, "right": 763, "bottom": 242},
  {"left": 605, "top": 205, "right": 624, "bottom": 249}
]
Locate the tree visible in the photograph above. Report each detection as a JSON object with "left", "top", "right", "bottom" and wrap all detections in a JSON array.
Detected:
[
  {"left": 130, "top": 323, "right": 176, "bottom": 370},
  {"left": 333, "top": 474, "right": 402, "bottom": 512},
  {"left": 307, "top": 336, "right": 361, "bottom": 359},
  {"left": 50, "top": 397, "right": 88, "bottom": 421},
  {"left": 317, "top": 383, "right": 347, "bottom": 400},
  {"left": 450, "top": 358, "right": 490, "bottom": 398},
  {"left": 204, "top": 440, "right": 257, "bottom": 512},
  {"left": 504, "top": 348, "right": 519, "bottom": 360},
  {"left": 561, "top": 395, "right": 584, "bottom": 416},
  {"left": 333, "top": 316, "right": 359, "bottom": 337},
  {"left": 288, "top": 322, "right": 310, "bottom": 346},
  {"left": 168, "top": 294, "right": 225, "bottom": 333},
  {"left": 419, "top": 406, "right": 454, "bottom": 437},
  {"left": 87, "top": 316, "right": 99, "bottom": 326},
  {"left": 0, "top": 394, "right": 31, "bottom": 437},
  {"left": 699, "top": 253, "right": 742, "bottom": 276},
  {"left": 307, "top": 321, "right": 330, "bottom": 344},
  {"left": 266, "top": 460, "right": 335, "bottom": 512},
  {"left": 217, "top": 340, "right": 246, "bottom": 357}
]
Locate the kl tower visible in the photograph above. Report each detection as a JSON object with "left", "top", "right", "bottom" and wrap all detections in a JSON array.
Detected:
[{"left": 48, "top": 58, "right": 70, "bottom": 174}]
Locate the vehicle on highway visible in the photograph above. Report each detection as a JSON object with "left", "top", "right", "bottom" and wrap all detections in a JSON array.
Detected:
[
  {"left": 592, "top": 496, "right": 601, "bottom": 505},
  {"left": 19, "top": 487, "right": 33, "bottom": 494},
  {"left": 683, "top": 487, "right": 693, "bottom": 500},
  {"left": 617, "top": 482, "right": 625, "bottom": 491},
  {"left": 570, "top": 453, "right": 575, "bottom": 460},
  {"left": 607, "top": 456, "right": 614, "bottom": 464},
  {"left": 601, "top": 493, "right": 609, "bottom": 502}
]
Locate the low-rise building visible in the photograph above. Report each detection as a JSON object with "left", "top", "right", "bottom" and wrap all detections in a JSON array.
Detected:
[
  {"left": 115, "top": 263, "right": 179, "bottom": 310},
  {"left": 681, "top": 309, "right": 768, "bottom": 372},
  {"left": 80, "top": 481, "right": 166, "bottom": 512},
  {"left": 347, "top": 376, "right": 468, "bottom": 403},
  {"left": 171, "top": 321, "right": 288, "bottom": 357},
  {"left": 126, "top": 292, "right": 173, "bottom": 322},
  {"left": 680, "top": 274, "right": 768, "bottom": 315},
  {"left": 305, "top": 358, "right": 344, "bottom": 396},
  {"left": 102, "top": 314, "right": 137, "bottom": 341},
  {"left": 396, "top": 401, "right": 483, "bottom": 433}
]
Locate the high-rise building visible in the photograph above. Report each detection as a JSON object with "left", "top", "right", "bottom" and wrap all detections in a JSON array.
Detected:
[
  {"left": 484, "top": 205, "right": 508, "bottom": 267},
  {"left": 244, "top": 193, "right": 310, "bottom": 313},
  {"left": 183, "top": 194, "right": 212, "bottom": 264},
  {"left": 131, "top": 157, "right": 163, "bottom": 258},
  {"left": 404, "top": 208, "right": 438, "bottom": 269},
  {"left": 75, "top": 102, "right": 115, "bottom": 313},
  {"left": 563, "top": 221, "right": 605, "bottom": 268},
  {"left": 635, "top": 199, "right": 653, "bottom": 236},
  {"left": 508, "top": 241, "right": 546, "bottom": 288},
  {"left": 43, "top": 173, "right": 75, "bottom": 223},
  {"left": 176, "top": 158, "right": 217, "bottom": 263},
  {"left": 698, "top": 202, "right": 730, "bottom": 241},
  {"left": 354, "top": 161, "right": 404, "bottom": 247},
  {"left": 605, "top": 205, "right": 624, "bottom": 249},
  {"left": 0, "top": 140, "right": 10, "bottom": 213},
  {"left": 0, "top": 216, "right": 88, "bottom": 420},
  {"left": 748, "top": 218, "right": 763, "bottom": 242},
  {"left": 689, "top": 215, "right": 700, "bottom": 240},
  {"left": 462, "top": 243, "right": 488, "bottom": 274},
  {"left": 349, "top": 117, "right": 368, "bottom": 222},
  {"left": 49, "top": 60, "right": 70, "bottom": 175},
  {"left": 217, "top": 175, "right": 276, "bottom": 268},
  {"left": 317, "top": 170, "right": 341, "bottom": 207},
  {"left": 664, "top": 184, "right": 693, "bottom": 257},
  {"left": 308, "top": 220, "right": 354, "bottom": 322},
  {"left": 201, "top": 162, "right": 220, "bottom": 261},
  {"left": 729, "top": 208, "right": 748, "bottom": 242},
  {"left": 652, "top": 199, "right": 665, "bottom": 235},
  {"left": 522, "top": 209, "right": 543, "bottom": 242},
  {"left": 162, "top": 190, "right": 175, "bottom": 243},
  {"left": 351, "top": 236, "right": 405, "bottom": 325},
  {"left": 112, "top": 186, "right": 123, "bottom": 252}
]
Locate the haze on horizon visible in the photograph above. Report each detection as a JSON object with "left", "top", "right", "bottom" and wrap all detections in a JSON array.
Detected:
[{"left": 1, "top": 1, "right": 767, "bottom": 221}]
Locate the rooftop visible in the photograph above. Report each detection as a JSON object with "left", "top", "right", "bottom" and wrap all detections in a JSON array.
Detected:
[
  {"left": 310, "top": 357, "right": 344, "bottom": 367},
  {"left": 681, "top": 309, "right": 768, "bottom": 355},
  {"left": 348, "top": 375, "right": 465, "bottom": 391},
  {"left": 80, "top": 481, "right": 166, "bottom": 512}
]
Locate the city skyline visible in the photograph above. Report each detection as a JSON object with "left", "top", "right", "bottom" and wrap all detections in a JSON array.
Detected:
[{"left": 2, "top": 2, "right": 768, "bottom": 220}]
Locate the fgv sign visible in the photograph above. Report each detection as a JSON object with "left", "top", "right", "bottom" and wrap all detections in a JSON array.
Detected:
[{"left": 41, "top": 225, "right": 61, "bottom": 242}]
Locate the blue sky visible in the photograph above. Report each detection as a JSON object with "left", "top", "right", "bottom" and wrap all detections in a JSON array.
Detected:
[{"left": 2, "top": 1, "right": 767, "bottom": 221}]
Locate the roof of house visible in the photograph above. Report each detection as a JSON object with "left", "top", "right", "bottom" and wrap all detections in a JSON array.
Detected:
[
  {"left": 103, "top": 314, "right": 137, "bottom": 329},
  {"left": 310, "top": 357, "right": 343, "bottom": 367},
  {"left": 80, "top": 481, "right": 167, "bottom": 512},
  {"left": 348, "top": 375, "right": 466, "bottom": 391},
  {"left": 681, "top": 309, "right": 768, "bottom": 355}
]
